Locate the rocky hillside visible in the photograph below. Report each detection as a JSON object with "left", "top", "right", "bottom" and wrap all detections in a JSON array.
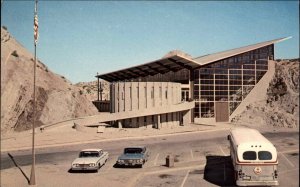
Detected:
[
  {"left": 75, "top": 80, "right": 110, "bottom": 101},
  {"left": 1, "top": 27, "right": 98, "bottom": 133},
  {"left": 232, "top": 59, "right": 299, "bottom": 128}
]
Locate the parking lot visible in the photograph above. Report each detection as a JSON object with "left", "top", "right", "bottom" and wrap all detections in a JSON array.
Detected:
[{"left": 1, "top": 130, "right": 299, "bottom": 187}]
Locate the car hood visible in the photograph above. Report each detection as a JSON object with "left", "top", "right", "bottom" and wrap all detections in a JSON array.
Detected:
[
  {"left": 72, "top": 157, "right": 99, "bottom": 164},
  {"left": 118, "top": 154, "right": 144, "bottom": 160}
]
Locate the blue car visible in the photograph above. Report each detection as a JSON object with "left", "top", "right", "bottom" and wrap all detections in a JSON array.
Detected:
[{"left": 116, "top": 146, "right": 150, "bottom": 168}]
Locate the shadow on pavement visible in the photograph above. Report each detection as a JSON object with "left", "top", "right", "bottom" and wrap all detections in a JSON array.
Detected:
[
  {"left": 204, "top": 155, "right": 236, "bottom": 187},
  {"left": 113, "top": 163, "right": 142, "bottom": 169},
  {"left": 68, "top": 168, "right": 98, "bottom": 173},
  {"left": 7, "top": 153, "right": 30, "bottom": 184}
]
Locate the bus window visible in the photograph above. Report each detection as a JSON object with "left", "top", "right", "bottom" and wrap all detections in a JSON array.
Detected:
[
  {"left": 243, "top": 151, "right": 256, "bottom": 160},
  {"left": 258, "top": 151, "right": 272, "bottom": 160}
]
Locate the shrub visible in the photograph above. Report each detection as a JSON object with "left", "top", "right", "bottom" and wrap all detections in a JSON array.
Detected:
[
  {"left": 11, "top": 50, "right": 19, "bottom": 57},
  {"left": 86, "top": 88, "right": 91, "bottom": 94}
]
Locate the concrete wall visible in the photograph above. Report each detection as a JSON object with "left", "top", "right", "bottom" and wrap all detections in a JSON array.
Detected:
[
  {"left": 109, "top": 82, "right": 194, "bottom": 128},
  {"left": 111, "top": 82, "right": 181, "bottom": 113},
  {"left": 115, "top": 112, "right": 183, "bottom": 129}
]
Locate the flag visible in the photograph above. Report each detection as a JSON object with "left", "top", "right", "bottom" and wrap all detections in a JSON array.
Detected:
[{"left": 34, "top": 0, "right": 38, "bottom": 45}]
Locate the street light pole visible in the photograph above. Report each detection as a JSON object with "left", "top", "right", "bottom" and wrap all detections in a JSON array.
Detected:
[{"left": 29, "top": 0, "right": 38, "bottom": 185}]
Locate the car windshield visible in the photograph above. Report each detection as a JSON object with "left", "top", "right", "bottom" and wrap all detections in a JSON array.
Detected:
[
  {"left": 124, "top": 148, "right": 143, "bottom": 154},
  {"left": 79, "top": 151, "right": 99, "bottom": 157}
]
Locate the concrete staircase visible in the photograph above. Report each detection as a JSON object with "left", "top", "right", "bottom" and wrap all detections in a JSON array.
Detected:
[{"left": 229, "top": 60, "right": 276, "bottom": 121}]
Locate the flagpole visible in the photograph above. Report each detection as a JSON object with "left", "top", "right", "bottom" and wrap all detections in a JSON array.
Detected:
[{"left": 29, "top": 0, "right": 38, "bottom": 185}]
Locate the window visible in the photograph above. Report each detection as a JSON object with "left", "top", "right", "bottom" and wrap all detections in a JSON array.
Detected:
[
  {"left": 165, "top": 88, "right": 168, "bottom": 99},
  {"left": 151, "top": 87, "right": 154, "bottom": 98},
  {"left": 159, "top": 86, "right": 162, "bottom": 98},
  {"left": 243, "top": 151, "right": 256, "bottom": 160},
  {"left": 258, "top": 151, "right": 272, "bottom": 160}
]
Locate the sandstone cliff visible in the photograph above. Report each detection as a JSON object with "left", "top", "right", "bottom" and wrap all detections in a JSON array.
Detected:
[
  {"left": 232, "top": 59, "right": 299, "bottom": 128},
  {"left": 1, "top": 27, "right": 98, "bottom": 133}
]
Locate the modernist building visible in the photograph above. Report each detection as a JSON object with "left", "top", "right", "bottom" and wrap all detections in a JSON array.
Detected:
[{"left": 94, "top": 37, "right": 288, "bottom": 128}]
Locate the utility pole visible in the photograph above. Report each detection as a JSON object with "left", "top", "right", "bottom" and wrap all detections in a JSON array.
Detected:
[{"left": 29, "top": 0, "right": 38, "bottom": 185}]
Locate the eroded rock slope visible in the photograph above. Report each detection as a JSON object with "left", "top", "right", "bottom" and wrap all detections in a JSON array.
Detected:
[{"left": 1, "top": 27, "right": 98, "bottom": 133}]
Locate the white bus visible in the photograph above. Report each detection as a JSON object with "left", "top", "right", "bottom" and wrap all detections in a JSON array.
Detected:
[{"left": 227, "top": 128, "right": 279, "bottom": 186}]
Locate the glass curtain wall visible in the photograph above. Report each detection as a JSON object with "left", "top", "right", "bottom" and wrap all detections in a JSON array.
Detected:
[
  {"left": 132, "top": 69, "right": 190, "bottom": 84},
  {"left": 194, "top": 45, "right": 274, "bottom": 118}
]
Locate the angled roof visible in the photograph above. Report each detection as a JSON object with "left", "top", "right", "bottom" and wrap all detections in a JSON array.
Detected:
[
  {"left": 97, "top": 37, "right": 290, "bottom": 82},
  {"left": 97, "top": 54, "right": 201, "bottom": 82},
  {"left": 194, "top": 37, "right": 290, "bottom": 66}
]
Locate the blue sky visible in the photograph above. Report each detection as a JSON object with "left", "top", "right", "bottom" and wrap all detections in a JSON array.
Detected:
[{"left": 2, "top": 1, "right": 299, "bottom": 83}]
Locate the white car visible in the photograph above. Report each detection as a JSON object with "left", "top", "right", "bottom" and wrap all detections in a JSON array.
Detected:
[{"left": 71, "top": 149, "right": 109, "bottom": 172}]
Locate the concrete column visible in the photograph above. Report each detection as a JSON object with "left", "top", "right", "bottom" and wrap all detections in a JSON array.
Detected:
[
  {"left": 179, "top": 112, "right": 183, "bottom": 126},
  {"left": 183, "top": 110, "right": 191, "bottom": 125},
  {"left": 115, "top": 83, "right": 119, "bottom": 113},
  {"left": 132, "top": 82, "right": 138, "bottom": 111},
  {"left": 154, "top": 82, "right": 160, "bottom": 107},
  {"left": 167, "top": 82, "right": 172, "bottom": 106},
  {"left": 118, "top": 120, "right": 122, "bottom": 128},
  {"left": 157, "top": 114, "right": 161, "bottom": 129},
  {"left": 124, "top": 82, "right": 132, "bottom": 112}
]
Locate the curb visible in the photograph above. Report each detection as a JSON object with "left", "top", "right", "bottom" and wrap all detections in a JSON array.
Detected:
[{"left": 1, "top": 127, "right": 231, "bottom": 152}]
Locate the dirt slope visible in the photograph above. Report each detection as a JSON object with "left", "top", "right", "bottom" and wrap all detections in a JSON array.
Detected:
[
  {"left": 232, "top": 59, "right": 299, "bottom": 128},
  {"left": 1, "top": 27, "right": 98, "bottom": 133}
]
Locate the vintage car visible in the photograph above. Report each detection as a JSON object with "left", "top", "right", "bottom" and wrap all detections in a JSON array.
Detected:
[
  {"left": 116, "top": 146, "right": 149, "bottom": 168},
  {"left": 71, "top": 149, "right": 109, "bottom": 172}
]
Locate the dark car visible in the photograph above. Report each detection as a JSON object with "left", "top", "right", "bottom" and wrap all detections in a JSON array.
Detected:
[{"left": 116, "top": 146, "right": 150, "bottom": 168}]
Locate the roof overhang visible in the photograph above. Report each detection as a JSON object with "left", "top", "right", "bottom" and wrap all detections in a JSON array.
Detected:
[
  {"left": 194, "top": 37, "right": 291, "bottom": 66},
  {"left": 97, "top": 37, "right": 291, "bottom": 82},
  {"left": 97, "top": 55, "right": 201, "bottom": 82}
]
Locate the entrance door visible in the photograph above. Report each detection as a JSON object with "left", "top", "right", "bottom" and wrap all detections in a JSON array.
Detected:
[{"left": 215, "top": 102, "right": 229, "bottom": 122}]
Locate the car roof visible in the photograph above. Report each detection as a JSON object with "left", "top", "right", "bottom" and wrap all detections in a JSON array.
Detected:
[{"left": 81, "top": 149, "right": 102, "bottom": 152}]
